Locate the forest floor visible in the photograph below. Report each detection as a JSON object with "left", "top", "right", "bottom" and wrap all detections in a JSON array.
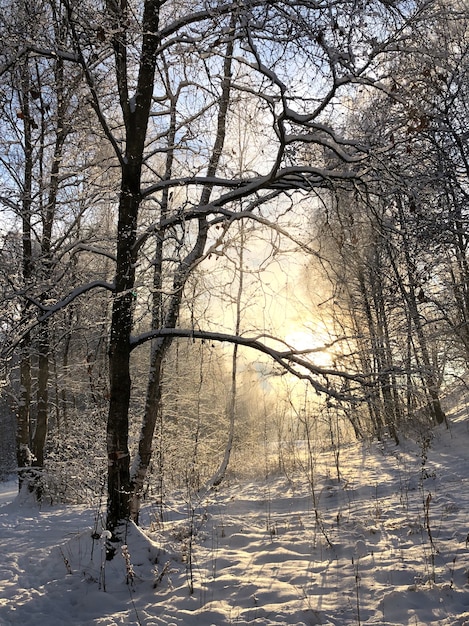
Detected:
[{"left": 2, "top": 389, "right": 469, "bottom": 625}]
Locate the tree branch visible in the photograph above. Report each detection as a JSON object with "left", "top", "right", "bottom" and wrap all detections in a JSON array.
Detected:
[{"left": 130, "top": 327, "right": 367, "bottom": 401}]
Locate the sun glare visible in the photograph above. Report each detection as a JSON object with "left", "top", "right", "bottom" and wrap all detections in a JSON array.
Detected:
[{"left": 284, "top": 329, "right": 334, "bottom": 368}]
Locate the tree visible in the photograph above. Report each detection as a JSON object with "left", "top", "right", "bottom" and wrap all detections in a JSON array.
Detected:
[
  {"left": 309, "top": 1, "right": 469, "bottom": 437},
  {"left": 0, "top": 0, "right": 116, "bottom": 494},
  {"left": 0, "top": 0, "right": 439, "bottom": 534}
]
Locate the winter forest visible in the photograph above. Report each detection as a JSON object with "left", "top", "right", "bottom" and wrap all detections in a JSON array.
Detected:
[{"left": 2, "top": 1, "right": 469, "bottom": 624}]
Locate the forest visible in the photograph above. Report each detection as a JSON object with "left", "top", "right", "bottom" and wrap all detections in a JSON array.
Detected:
[{"left": 1, "top": 0, "right": 469, "bottom": 568}]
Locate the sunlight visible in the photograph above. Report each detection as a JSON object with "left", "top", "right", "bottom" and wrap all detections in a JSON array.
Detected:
[{"left": 284, "top": 328, "right": 334, "bottom": 368}]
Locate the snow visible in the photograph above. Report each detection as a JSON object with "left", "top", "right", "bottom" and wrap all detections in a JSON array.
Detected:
[{"left": 2, "top": 401, "right": 469, "bottom": 625}]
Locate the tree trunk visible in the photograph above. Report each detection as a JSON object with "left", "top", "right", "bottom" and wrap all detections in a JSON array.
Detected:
[
  {"left": 17, "top": 338, "right": 32, "bottom": 488},
  {"left": 32, "top": 322, "right": 49, "bottom": 468},
  {"left": 17, "top": 61, "right": 34, "bottom": 490},
  {"left": 106, "top": 184, "right": 139, "bottom": 531},
  {"left": 202, "top": 223, "right": 245, "bottom": 493},
  {"left": 104, "top": 0, "right": 161, "bottom": 532},
  {"left": 129, "top": 19, "right": 236, "bottom": 523},
  {"left": 391, "top": 200, "right": 446, "bottom": 425},
  {"left": 129, "top": 345, "right": 165, "bottom": 524}
]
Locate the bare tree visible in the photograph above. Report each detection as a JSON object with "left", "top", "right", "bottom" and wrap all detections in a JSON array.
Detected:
[
  {"left": 0, "top": 0, "right": 439, "bottom": 533},
  {"left": 98, "top": 0, "right": 422, "bottom": 533},
  {"left": 0, "top": 0, "right": 114, "bottom": 493},
  {"left": 334, "top": 0, "right": 469, "bottom": 430}
]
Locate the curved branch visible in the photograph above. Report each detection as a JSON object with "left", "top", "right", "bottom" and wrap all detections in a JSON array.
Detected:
[
  {"left": 28, "top": 280, "right": 114, "bottom": 318},
  {"left": 142, "top": 164, "right": 359, "bottom": 202},
  {"left": 130, "top": 327, "right": 367, "bottom": 401},
  {"left": 1, "top": 281, "right": 114, "bottom": 359}
]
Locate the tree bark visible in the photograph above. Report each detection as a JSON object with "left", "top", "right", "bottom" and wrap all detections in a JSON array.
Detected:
[
  {"left": 17, "top": 61, "right": 34, "bottom": 489},
  {"left": 32, "top": 323, "right": 49, "bottom": 468},
  {"left": 106, "top": 183, "right": 139, "bottom": 530},
  {"left": 105, "top": 0, "right": 161, "bottom": 531}
]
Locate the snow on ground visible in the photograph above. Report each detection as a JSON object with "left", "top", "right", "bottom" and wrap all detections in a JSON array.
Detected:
[{"left": 2, "top": 400, "right": 469, "bottom": 625}]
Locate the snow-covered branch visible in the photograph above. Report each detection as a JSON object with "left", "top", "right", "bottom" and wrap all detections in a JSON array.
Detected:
[
  {"left": 27, "top": 281, "right": 114, "bottom": 318},
  {"left": 130, "top": 327, "right": 366, "bottom": 401}
]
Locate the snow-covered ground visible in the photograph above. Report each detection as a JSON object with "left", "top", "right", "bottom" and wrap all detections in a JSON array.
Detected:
[{"left": 2, "top": 401, "right": 469, "bottom": 625}]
